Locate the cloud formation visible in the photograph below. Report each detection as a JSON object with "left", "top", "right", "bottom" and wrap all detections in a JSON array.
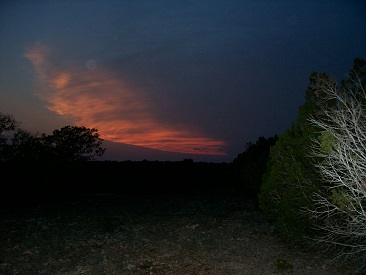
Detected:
[{"left": 24, "top": 42, "right": 227, "bottom": 155}]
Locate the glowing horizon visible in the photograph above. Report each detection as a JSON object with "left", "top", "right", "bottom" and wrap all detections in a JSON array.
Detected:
[{"left": 24, "top": 42, "right": 227, "bottom": 155}]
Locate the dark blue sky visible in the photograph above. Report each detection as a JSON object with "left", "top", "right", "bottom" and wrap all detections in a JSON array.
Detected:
[{"left": 1, "top": 0, "right": 365, "bottom": 162}]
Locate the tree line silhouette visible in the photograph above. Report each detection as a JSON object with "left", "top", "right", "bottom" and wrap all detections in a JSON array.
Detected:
[
  {"left": 0, "top": 112, "right": 276, "bottom": 205},
  {"left": 0, "top": 114, "right": 105, "bottom": 162}
]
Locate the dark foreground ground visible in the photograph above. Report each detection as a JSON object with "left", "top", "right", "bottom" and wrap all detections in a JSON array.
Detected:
[{"left": 0, "top": 191, "right": 356, "bottom": 275}]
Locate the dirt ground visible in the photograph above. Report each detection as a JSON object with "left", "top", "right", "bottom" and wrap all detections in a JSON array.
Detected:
[{"left": 0, "top": 192, "right": 357, "bottom": 274}]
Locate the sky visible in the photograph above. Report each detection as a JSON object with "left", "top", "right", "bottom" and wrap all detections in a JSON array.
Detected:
[{"left": 0, "top": 0, "right": 365, "bottom": 163}]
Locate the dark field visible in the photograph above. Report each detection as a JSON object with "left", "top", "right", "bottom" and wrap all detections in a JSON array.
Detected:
[
  {"left": 1, "top": 193, "right": 351, "bottom": 274},
  {"left": 0, "top": 161, "right": 352, "bottom": 274},
  {"left": 1, "top": 161, "right": 237, "bottom": 207}
]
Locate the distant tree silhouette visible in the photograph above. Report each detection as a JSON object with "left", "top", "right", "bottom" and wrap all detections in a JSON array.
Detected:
[
  {"left": 42, "top": 125, "right": 106, "bottom": 161},
  {"left": 0, "top": 112, "right": 20, "bottom": 161},
  {"left": 0, "top": 112, "right": 19, "bottom": 133},
  {"left": 10, "top": 128, "right": 43, "bottom": 161},
  {"left": 0, "top": 113, "right": 106, "bottom": 162},
  {"left": 232, "top": 135, "right": 278, "bottom": 195}
]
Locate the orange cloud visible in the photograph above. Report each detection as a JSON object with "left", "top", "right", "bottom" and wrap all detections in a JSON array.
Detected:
[{"left": 24, "top": 42, "right": 227, "bottom": 155}]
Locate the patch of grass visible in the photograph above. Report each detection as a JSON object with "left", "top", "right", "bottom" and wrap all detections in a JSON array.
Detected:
[{"left": 275, "top": 258, "right": 293, "bottom": 271}]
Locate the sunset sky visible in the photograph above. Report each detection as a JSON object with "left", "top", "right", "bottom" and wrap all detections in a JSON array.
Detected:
[{"left": 1, "top": 1, "right": 365, "bottom": 162}]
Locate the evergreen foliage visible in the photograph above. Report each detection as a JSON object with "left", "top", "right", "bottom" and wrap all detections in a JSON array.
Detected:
[
  {"left": 259, "top": 57, "right": 366, "bottom": 270},
  {"left": 258, "top": 72, "right": 323, "bottom": 241}
]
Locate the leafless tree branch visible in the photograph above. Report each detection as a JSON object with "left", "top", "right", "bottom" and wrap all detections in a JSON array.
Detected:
[{"left": 305, "top": 72, "right": 366, "bottom": 269}]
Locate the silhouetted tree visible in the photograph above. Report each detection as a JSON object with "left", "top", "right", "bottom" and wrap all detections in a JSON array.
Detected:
[
  {"left": 0, "top": 114, "right": 106, "bottom": 162},
  {"left": 232, "top": 136, "right": 278, "bottom": 195},
  {"left": 42, "top": 125, "right": 106, "bottom": 161},
  {"left": 0, "top": 112, "right": 19, "bottom": 134},
  {"left": 0, "top": 112, "right": 20, "bottom": 161},
  {"left": 10, "top": 128, "right": 43, "bottom": 161}
]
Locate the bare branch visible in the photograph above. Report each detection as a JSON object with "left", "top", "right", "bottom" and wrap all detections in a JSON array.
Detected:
[{"left": 305, "top": 71, "right": 366, "bottom": 268}]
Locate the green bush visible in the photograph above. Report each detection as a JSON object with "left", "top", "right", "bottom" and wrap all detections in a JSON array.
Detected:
[
  {"left": 259, "top": 58, "right": 366, "bottom": 270},
  {"left": 258, "top": 72, "right": 323, "bottom": 242}
]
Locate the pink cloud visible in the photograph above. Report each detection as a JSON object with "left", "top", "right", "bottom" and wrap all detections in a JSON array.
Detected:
[{"left": 24, "top": 42, "right": 227, "bottom": 155}]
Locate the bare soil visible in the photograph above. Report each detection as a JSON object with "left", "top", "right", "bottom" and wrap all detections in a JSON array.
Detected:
[{"left": 0, "top": 193, "right": 355, "bottom": 274}]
